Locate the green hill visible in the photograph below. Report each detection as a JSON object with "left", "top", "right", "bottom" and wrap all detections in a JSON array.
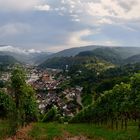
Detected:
[
  {"left": 40, "top": 46, "right": 140, "bottom": 61},
  {"left": 39, "top": 46, "right": 140, "bottom": 68},
  {"left": 39, "top": 55, "right": 114, "bottom": 73},
  {"left": 77, "top": 47, "right": 140, "bottom": 64},
  {"left": 39, "top": 46, "right": 140, "bottom": 70},
  {"left": 77, "top": 48, "right": 122, "bottom": 64},
  {"left": 42, "top": 45, "right": 105, "bottom": 60},
  {"left": 124, "top": 54, "right": 140, "bottom": 64},
  {"left": 0, "top": 54, "right": 18, "bottom": 65}
]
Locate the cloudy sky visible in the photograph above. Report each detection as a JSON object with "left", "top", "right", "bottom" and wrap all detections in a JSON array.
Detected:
[{"left": 0, "top": 0, "right": 140, "bottom": 52}]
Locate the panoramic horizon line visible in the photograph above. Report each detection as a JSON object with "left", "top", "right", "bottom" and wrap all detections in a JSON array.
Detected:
[{"left": 0, "top": 44, "right": 140, "bottom": 53}]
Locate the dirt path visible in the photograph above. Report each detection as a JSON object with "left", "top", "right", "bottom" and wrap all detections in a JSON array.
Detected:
[
  {"left": 64, "top": 136, "right": 89, "bottom": 140},
  {"left": 57, "top": 136, "right": 104, "bottom": 140},
  {"left": 4, "top": 125, "right": 103, "bottom": 140},
  {"left": 54, "top": 136, "right": 89, "bottom": 140},
  {"left": 5, "top": 124, "right": 33, "bottom": 140},
  {"left": 54, "top": 131, "right": 90, "bottom": 140}
]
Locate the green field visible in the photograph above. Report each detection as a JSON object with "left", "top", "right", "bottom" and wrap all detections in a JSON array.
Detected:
[
  {"left": 0, "top": 120, "right": 140, "bottom": 140},
  {"left": 29, "top": 122, "right": 140, "bottom": 140}
]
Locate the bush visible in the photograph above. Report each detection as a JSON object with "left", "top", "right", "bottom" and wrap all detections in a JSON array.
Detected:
[
  {"left": 42, "top": 107, "right": 57, "bottom": 122},
  {"left": 0, "top": 91, "right": 15, "bottom": 118}
]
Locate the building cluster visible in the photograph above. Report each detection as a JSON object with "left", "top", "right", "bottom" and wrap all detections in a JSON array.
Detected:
[
  {"left": 0, "top": 72, "right": 11, "bottom": 81},
  {"left": 0, "top": 65, "right": 83, "bottom": 117},
  {"left": 36, "top": 87, "right": 83, "bottom": 116},
  {"left": 26, "top": 66, "right": 83, "bottom": 116}
]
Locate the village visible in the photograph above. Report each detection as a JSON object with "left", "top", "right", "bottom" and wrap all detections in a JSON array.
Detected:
[{"left": 0, "top": 65, "right": 83, "bottom": 117}]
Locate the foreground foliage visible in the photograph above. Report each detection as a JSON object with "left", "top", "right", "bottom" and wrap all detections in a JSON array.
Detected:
[
  {"left": 70, "top": 73, "right": 140, "bottom": 130},
  {"left": 10, "top": 67, "right": 38, "bottom": 132},
  {"left": 0, "top": 66, "right": 38, "bottom": 135},
  {"left": 0, "top": 120, "right": 11, "bottom": 139}
]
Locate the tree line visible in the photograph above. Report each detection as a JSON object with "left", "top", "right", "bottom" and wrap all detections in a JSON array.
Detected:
[{"left": 70, "top": 73, "right": 140, "bottom": 130}]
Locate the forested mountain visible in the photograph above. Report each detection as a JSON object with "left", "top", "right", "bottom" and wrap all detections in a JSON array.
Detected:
[
  {"left": 1, "top": 45, "right": 140, "bottom": 65},
  {"left": 39, "top": 46, "right": 140, "bottom": 69},
  {"left": 39, "top": 55, "right": 114, "bottom": 71},
  {"left": 43, "top": 46, "right": 140, "bottom": 61},
  {"left": 77, "top": 48, "right": 123, "bottom": 64},
  {"left": 124, "top": 54, "right": 140, "bottom": 64},
  {"left": 41, "top": 45, "right": 105, "bottom": 60},
  {"left": 0, "top": 54, "right": 18, "bottom": 65},
  {"left": 77, "top": 47, "right": 140, "bottom": 64}
]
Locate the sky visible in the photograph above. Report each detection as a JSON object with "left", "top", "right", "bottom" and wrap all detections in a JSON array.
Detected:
[{"left": 0, "top": 0, "right": 140, "bottom": 52}]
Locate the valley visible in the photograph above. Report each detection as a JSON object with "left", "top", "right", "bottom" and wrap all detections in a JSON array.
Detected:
[
  {"left": 1, "top": 0, "right": 140, "bottom": 139},
  {"left": 0, "top": 45, "right": 140, "bottom": 140}
]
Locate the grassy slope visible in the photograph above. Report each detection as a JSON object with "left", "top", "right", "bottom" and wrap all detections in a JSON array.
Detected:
[
  {"left": 29, "top": 122, "right": 140, "bottom": 140},
  {"left": 0, "top": 120, "right": 11, "bottom": 139},
  {"left": 29, "top": 123, "right": 62, "bottom": 140}
]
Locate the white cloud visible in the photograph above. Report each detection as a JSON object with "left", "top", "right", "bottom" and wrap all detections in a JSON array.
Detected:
[
  {"left": 0, "top": 0, "right": 45, "bottom": 11},
  {"left": 71, "top": 18, "right": 80, "bottom": 22},
  {"left": 27, "top": 49, "right": 41, "bottom": 53},
  {"left": 35, "top": 4, "right": 50, "bottom": 11},
  {"left": 67, "top": 29, "right": 93, "bottom": 46},
  {"left": 0, "top": 23, "right": 31, "bottom": 37},
  {"left": 0, "top": 0, "right": 139, "bottom": 51},
  {"left": 46, "top": 29, "right": 95, "bottom": 52},
  {"left": 97, "top": 18, "right": 113, "bottom": 25},
  {"left": 0, "top": 0, "right": 52, "bottom": 12},
  {"left": 0, "top": 45, "right": 41, "bottom": 54},
  {"left": 104, "top": 41, "right": 119, "bottom": 46},
  {"left": 0, "top": 45, "right": 26, "bottom": 54},
  {"left": 58, "top": 0, "right": 140, "bottom": 24}
]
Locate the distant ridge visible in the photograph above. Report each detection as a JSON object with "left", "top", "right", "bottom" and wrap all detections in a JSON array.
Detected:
[
  {"left": 0, "top": 45, "right": 140, "bottom": 65},
  {"left": 43, "top": 45, "right": 105, "bottom": 60},
  {"left": 125, "top": 54, "right": 140, "bottom": 64},
  {"left": 41, "top": 45, "right": 140, "bottom": 60},
  {"left": 0, "top": 45, "right": 51, "bottom": 64},
  {"left": 77, "top": 47, "right": 140, "bottom": 64},
  {"left": 39, "top": 45, "right": 140, "bottom": 68}
]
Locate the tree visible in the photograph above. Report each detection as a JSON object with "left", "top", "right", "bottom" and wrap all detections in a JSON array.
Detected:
[
  {"left": 20, "top": 85, "right": 38, "bottom": 125},
  {"left": 0, "top": 90, "right": 15, "bottom": 118},
  {"left": 42, "top": 106, "right": 57, "bottom": 122},
  {"left": 70, "top": 82, "right": 131, "bottom": 130},
  {"left": 11, "top": 66, "right": 38, "bottom": 130},
  {"left": 130, "top": 73, "right": 140, "bottom": 129}
]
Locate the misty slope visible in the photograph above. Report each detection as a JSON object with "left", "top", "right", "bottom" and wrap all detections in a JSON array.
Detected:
[
  {"left": 124, "top": 54, "right": 140, "bottom": 64},
  {"left": 39, "top": 46, "right": 140, "bottom": 69},
  {"left": 12, "top": 52, "right": 50, "bottom": 65},
  {"left": 0, "top": 51, "right": 50, "bottom": 65},
  {"left": 42, "top": 46, "right": 140, "bottom": 60},
  {"left": 42, "top": 45, "right": 105, "bottom": 60},
  {"left": 0, "top": 54, "right": 18, "bottom": 65},
  {"left": 77, "top": 48, "right": 122, "bottom": 64},
  {"left": 107, "top": 47, "right": 140, "bottom": 59},
  {"left": 33, "top": 52, "right": 52, "bottom": 65},
  {"left": 77, "top": 47, "right": 140, "bottom": 64},
  {"left": 0, "top": 45, "right": 52, "bottom": 64},
  {"left": 40, "top": 46, "right": 140, "bottom": 65}
]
